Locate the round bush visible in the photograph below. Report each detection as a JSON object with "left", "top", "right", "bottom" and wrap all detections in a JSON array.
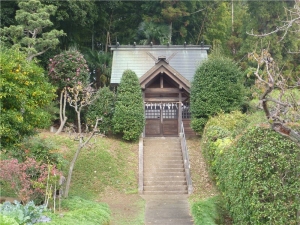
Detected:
[
  {"left": 48, "top": 49, "right": 90, "bottom": 89},
  {"left": 190, "top": 56, "right": 245, "bottom": 133},
  {"left": 219, "top": 126, "right": 300, "bottom": 224}
]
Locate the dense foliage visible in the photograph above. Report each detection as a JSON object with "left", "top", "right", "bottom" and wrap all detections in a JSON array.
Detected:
[
  {"left": 5, "top": 136, "right": 66, "bottom": 170},
  {"left": 43, "top": 196, "right": 111, "bottom": 225},
  {"left": 201, "top": 112, "right": 300, "bottom": 224},
  {"left": 190, "top": 56, "right": 245, "bottom": 133},
  {"left": 112, "top": 70, "right": 144, "bottom": 141},
  {"left": 48, "top": 49, "right": 90, "bottom": 90},
  {"left": 85, "top": 86, "right": 115, "bottom": 134},
  {"left": 1, "top": 1, "right": 299, "bottom": 76},
  {"left": 0, "top": 0, "right": 65, "bottom": 61},
  {"left": 0, "top": 201, "right": 45, "bottom": 225},
  {"left": 0, "top": 48, "right": 56, "bottom": 147},
  {"left": 0, "top": 158, "right": 61, "bottom": 204},
  {"left": 191, "top": 196, "right": 228, "bottom": 225}
]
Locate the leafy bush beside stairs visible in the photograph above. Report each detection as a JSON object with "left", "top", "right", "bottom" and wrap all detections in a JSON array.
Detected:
[
  {"left": 191, "top": 196, "right": 229, "bottom": 225},
  {"left": 37, "top": 197, "right": 110, "bottom": 225},
  {"left": 201, "top": 112, "right": 300, "bottom": 224}
]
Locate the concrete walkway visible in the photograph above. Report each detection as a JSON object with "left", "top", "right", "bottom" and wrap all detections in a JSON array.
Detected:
[
  {"left": 142, "top": 137, "right": 194, "bottom": 224},
  {"left": 141, "top": 195, "right": 194, "bottom": 225}
]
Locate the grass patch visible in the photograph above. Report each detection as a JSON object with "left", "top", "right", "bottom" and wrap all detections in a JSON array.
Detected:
[
  {"left": 39, "top": 132, "right": 139, "bottom": 199},
  {"left": 37, "top": 196, "right": 110, "bottom": 225},
  {"left": 191, "top": 196, "right": 229, "bottom": 225},
  {"left": 1, "top": 131, "right": 142, "bottom": 224}
]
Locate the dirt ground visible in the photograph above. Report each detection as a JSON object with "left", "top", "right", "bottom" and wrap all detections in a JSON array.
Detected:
[
  {"left": 187, "top": 138, "right": 219, "bottom": 201},
  {"left": 98, "top": 187, "right": 145, "bottom": 225}
]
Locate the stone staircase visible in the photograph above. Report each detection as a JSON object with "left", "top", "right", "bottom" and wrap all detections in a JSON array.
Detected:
[{"left": 143, "top": 137, "right": 188, "bottom": 195}]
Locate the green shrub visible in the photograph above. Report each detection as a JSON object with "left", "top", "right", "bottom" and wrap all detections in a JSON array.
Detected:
[
  {"left": 112, "top": 70, "right": 144, "bottom": 141},
  {"left": 0, "top": 200, "right": 45, "bottom": 225},
  {"left": 191, "top": 196, "right": 228, "bottom": 225},
  {"left": 42, "top": 196, "right": 110, "bottom": 225},
  {"left": 0, "top": 47, "right": 56, "bottom": 147},
  {"left": 190, "top": 56, "right": 246, "bottom": 133},
  {"left": 0, "top": 158, "right": 61, "bottom": 204},
  {"left": 218, "top": 126, "right": 300, "bottom": 224},
  {"left": 86, "top": 87, "right": 115, "bottom": 134},
  {"left": 0, "top": 214, "right": 19, "bottom": 225},
  {"left": 201, "top": 111, "right": 247, "bottom": 176},
  {"left": 48, "top": 49, "right": 90, "bottom": 90},
  {"left": 6, "top": 136, "right": 66, "bottom": 170}
]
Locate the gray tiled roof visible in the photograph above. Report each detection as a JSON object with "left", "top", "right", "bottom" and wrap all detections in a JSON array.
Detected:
[{"left": 110, "top": 45, "right": 209, "bottom": 84}]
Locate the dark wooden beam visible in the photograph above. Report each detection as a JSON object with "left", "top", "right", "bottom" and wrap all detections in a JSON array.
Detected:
[
  {"left": 144, "top": 97, "right": 187, "bottom": 102},
  {"left": 144, "top": 88, "right": 181, "bottom": 94}
]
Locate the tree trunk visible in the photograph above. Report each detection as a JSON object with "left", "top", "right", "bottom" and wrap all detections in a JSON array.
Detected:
[
  {"left": 169, "top": 22, "right": 172, "bottom": 43},
  {"left": 55, "top": 89, "right": 67, "bottom": 135},
  {"left": 64, "top": 143, "right": 83, "bottom": 198},
  {"left": 63, "top": 118, "right": 101, "bottom": 198}
]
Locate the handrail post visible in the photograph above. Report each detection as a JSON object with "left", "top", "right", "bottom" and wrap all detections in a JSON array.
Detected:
[
  {"left": 138, "top": 134, "right": 144, "bottom": 194},
  {"left": 180, "top": 122, "right": 193, "bottom": 194}
]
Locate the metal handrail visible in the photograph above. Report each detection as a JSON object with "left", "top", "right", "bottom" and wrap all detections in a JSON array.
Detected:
[{"left": 180, "top": 122, "right": 193, "bottom": 194}]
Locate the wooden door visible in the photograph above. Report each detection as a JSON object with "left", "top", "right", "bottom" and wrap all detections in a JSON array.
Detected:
[{"left": 145, "top": 103, "right": 178, "bottom": 136}]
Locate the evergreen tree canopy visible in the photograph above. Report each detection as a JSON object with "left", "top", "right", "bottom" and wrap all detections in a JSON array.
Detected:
[
  {"left": 1, "top": 0, "right": 65, "bottom": 61},
  {"left": 112, "top": 70, "right": 144, "bottom": 141},
  {"left": 190, "top": 56, "right": 245, "bottom": 133}
]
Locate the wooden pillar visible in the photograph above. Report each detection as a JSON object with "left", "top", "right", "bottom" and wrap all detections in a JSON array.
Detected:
[
  {"left": 178, "top": 91, "right": 182, "bottom": 135},
  {"left": 143, "top": 91, "right": 146, "bottom": 137}
]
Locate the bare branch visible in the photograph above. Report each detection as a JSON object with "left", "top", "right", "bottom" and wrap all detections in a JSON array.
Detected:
[
  {"left": 247, "top": 0, "right": 300, "bottom": 43},
  {"left": 250, "top": 49, "right": 300, "bottom": 145}
]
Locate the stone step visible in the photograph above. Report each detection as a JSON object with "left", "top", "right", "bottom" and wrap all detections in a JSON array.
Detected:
[
  {"left": 144, "top": 144, "right": 180, "bottom": 149},
  {"left": 143, "top": 150, "right": 182, "bottom": 154},
  {"left": 144, "top": 168, "right": 185, "bottom": 173},
  {"left": 144, "top": 181, "right": 187, "bottom": 186},
  {"left": 143, "top": 190, "right": 188, "bottom": 195},
  {"left": 144, "top": 156, "right": 183, "bottom": 161},
  {"left": 144, "top": 163, "right": 184, "bottom": 171},
  {"left": 144, "top": 185, "right": 187, "bottom": 192},
  {"left": 144, "top": 176, "right": 186, "bottom": 182},
  {"left": 144, "top": 171, "right": 186, "bottom": 177},
  {"left": 144, "top": 159, "right": 184, "bottom": 164},
  {"left": 145, "top": 219, "right": 194, "bottom": 225}
]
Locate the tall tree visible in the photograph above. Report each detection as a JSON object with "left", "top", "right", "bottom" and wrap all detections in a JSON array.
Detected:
[
  {"left": 1, "top": 0, "right": 65, "bottom": 61},
  {"left": 137, "top": 21, "right": 170, "bottom": 44},
  {"left": 83, "top": 49, "right": 112, "bottom": 89},
  {"left": 49, "top": 0, "right": 98, "bottom": 49}
]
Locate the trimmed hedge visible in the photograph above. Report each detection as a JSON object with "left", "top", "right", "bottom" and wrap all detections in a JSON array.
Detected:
[
  {"left": 201, "top": 111, "right": 247, "bottom": 176},
  {"left": 201, "top": 112, "right": 300, "bottom": 224},
  {"left": 190, "top": 56, "right": 245, "bottom": 133},
  {"left": 219, "top": 126, "right": 300, "bottom": 224},
  {"left": 112, "top": 70, "right": 144, "bottom": 141}
]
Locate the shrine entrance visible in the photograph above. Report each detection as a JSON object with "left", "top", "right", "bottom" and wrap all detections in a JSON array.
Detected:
[
  {"left": 145, "top": 102, "right": 179, "bottom": 136},
  {"left": 139, "top": 56, "right": 192, "bottom": 137}
]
